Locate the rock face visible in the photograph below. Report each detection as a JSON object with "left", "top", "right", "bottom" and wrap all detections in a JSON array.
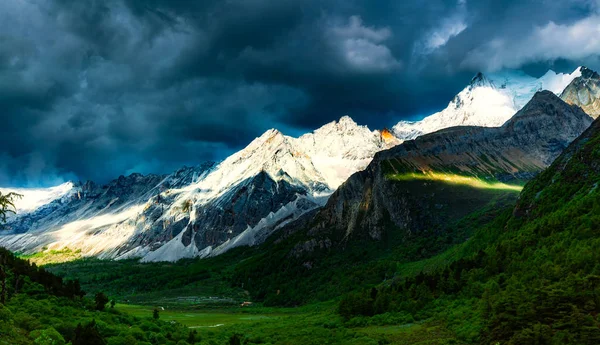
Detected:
[
  {"left": 560, "top": 66, "right": 600, "bottom": 118},
  {"left": 0, "top": 117, "right": 397, "bottom": 262},
  {"left": 302, "top": 91, "right": 592, "bottom": 247}
]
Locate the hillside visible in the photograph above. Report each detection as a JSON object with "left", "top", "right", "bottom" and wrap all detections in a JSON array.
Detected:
[
  {"left": 337, "top": 110, "right": 600, "bottom": 344},
  {"left": 301, "top": 91, "right": 591, "bottom": 249},
  {"left": 0, "top": 247, "right": 200, "bottom": 344}
]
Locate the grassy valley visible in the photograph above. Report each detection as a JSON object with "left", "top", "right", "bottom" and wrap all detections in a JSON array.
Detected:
[{"left": 37, "top": 183, "right": 520, "bottom": 344}]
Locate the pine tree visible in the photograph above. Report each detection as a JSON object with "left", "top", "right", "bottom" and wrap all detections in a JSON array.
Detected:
[
  {"left": 94, "top": 292, "right": 109, "bottom": 311},
  {"left": 0, "top": 191, "right": 21, "bottom": 224},
  {"left": 187, "top": 330, "right": 197, "bottom": 343},
  {"left": 72, "top": 320, "right": 106, "bottom": 345}
]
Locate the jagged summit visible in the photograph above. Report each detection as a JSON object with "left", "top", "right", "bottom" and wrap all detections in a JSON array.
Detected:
[
  {"left": 579, "top": 66, "right": 599, "bottom": 79},
  {"left": 337, "top": 115, "right": 358, "bottom": 126},
  {"left": 313, "top": 115, "right": 362, "bottom": 137},
  {"left": 392, "top": 71, "right": 515, "bottom": 141},
  {"left": 469, "top": 72, "right": 494, "bottom": 90},
  {"left": 252, "top": 128, "right": 285, "bottom": 145},
  {"left": 379, "top": 128, "right": 398, "bottom": 145}
]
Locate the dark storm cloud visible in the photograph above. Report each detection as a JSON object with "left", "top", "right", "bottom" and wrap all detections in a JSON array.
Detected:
[{"left": 1, "top": 0, "right": 599, "bottom": 186}]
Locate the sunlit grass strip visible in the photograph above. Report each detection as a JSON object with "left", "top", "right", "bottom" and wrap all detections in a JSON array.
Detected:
[
  {"left": 387, "top": 172, "right": 523, "bottom": 192},
  {"left": 18, "top": 248, "right": 83, "bottom": 266}
]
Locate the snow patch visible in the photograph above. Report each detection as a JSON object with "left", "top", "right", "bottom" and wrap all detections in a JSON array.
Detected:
[{"left": 0, "top": 182, "right": 75, "bottom": 214}]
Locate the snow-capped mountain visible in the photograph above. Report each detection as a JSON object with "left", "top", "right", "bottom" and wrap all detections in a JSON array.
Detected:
[
  {"left": 392, "top": 67, "right": 583, "bottom": 141},
  {"left": 295, "top": 116, "right": 400, "bottom": 188},
  {"left": 140, "top": 117, "right": 398, "bottom": 261},
  {"left": 0, "top": 117, "right": 397, "bottom": 262}
]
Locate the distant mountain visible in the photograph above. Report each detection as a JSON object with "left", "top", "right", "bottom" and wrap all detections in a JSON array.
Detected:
[
  {"left": 0, "top": 117, "right": 397, "bottom": 262},
  {"left": 393, "top": 67, "right": 583, "bottom": 141},
  {"left": 0, "top": 169, "right": 199, "bottom": 258},
  {"left": 560, "top": 66, "right": 600, "bottom": 118},
  {"left": 298, "top": 91, "right": 592, "bottom": 250}
]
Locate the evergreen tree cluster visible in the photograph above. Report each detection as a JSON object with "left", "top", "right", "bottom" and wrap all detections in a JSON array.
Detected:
[{"left": 0, "top": 247, "right": 84, "bottom": 302}]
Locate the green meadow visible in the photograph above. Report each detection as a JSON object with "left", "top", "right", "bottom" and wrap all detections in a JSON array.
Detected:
[{"left": 114, "top": 302, "right": 460, "bottom": 344}]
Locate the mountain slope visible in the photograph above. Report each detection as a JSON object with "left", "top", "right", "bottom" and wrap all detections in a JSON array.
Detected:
[
  {"left": 311, "top": 91, "right": 591, "bottom": 243},
  {"left": 0, "top": 246, "right": 200, "bottom": 344},
  {"left": 342, "top": 101, "right": 600, "bottom": 344},
  {"left": 393, "top": 67, "right": 583, "bottom": 141}
]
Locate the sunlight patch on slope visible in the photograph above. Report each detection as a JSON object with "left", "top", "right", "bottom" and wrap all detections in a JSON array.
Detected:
[
  {"left": 387, "top": 172, "right": 523, "bottom": 192},
  {"left": 48, "top": 205, "right": 145, "bottom": 257}
]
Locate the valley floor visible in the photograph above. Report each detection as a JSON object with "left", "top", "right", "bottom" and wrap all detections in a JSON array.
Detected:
[{"left": 115, "top": 303, "right": 461, "bottom": 345}]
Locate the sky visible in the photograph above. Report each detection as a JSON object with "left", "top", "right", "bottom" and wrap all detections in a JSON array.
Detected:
[{"left": 1, "top": 0, "right": 600, "bottom": 187}]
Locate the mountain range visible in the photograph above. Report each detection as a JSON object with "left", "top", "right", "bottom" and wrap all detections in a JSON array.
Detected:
[
  {"left": 290, "top": 91, "right": 592, "bottom": 257},
  {"left": 1, "top": 66, "right": 599, "bottom": 263}
]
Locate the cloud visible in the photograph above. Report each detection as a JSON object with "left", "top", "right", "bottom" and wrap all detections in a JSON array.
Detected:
[
  {"left": 1, "top": 0, "right": 600, "bottom": 186},
  {"left": 416, "top": 0, "right": 468, "bottom": 55},
  {"left": 327, "top": 16, "right": 401, "bottom": 72},
  {"left": 463, "top": 14, "right": 600, "bottom": 70}
]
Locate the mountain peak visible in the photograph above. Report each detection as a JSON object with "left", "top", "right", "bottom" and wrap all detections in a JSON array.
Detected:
[
  {"left": 379, "top": 128, "right": 400, "bottom": 145},
  {"left": 530, "top": 89, "right": 556, "bottom": 100},
  {"left": 255, "top": 128, "right": 284, "bottom": 143},
  {"left": 507, "top": 90, "right": 592, "bottom": 130},
  {"left": 337, "top": 115, "right": 358, "bottom": 128},
  {"left": 518, "top": 90, "right": 566, "bottom": 113},
  {"left": 579, "top": 66, "right": 600, "bottom": 79},
  {"left": 314, "top": 115, "right": 361, "bottom": 135},
  {"left": 469, "top": 72, "right": 494, "bottom": 89}
]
